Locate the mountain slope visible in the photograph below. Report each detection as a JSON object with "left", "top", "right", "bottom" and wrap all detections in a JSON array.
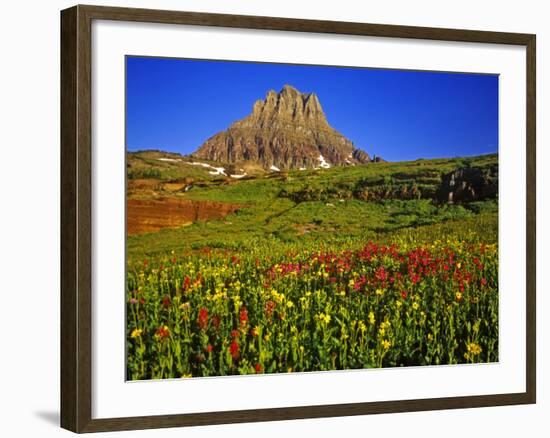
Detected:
[{"left": 193, "top": 85, "right": 375, "bottom": 170}]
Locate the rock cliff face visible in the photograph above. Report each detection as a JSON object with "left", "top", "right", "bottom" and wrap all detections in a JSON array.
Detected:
[{"left": 193, "top": 85, "right": 375, "bottom": 170}]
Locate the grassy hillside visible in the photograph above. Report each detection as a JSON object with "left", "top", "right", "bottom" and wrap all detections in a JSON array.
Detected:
[{"left": 127, "top": 153, "right": 498, "bottom": 259}]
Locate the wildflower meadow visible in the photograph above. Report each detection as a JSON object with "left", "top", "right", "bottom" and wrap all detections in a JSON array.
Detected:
[{"left": 127, "top": 233, "right": 498, "bottom": 379}]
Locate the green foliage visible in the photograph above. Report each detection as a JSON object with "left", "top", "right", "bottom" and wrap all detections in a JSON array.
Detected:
[{"left": 127, "top": 168, "right": 162, "bottom": 179}]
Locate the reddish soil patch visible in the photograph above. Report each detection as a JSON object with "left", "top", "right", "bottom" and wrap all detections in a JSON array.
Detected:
[{"left": 127, "top": 198, "right": 241, "bottom": 235}]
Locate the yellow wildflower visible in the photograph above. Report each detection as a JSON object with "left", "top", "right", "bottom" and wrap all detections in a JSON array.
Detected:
[
  {"left": 466, "top": 342, "right": 482, "bottom": 356},
  {"left": 382, "top": 339, "right": 391, "bottom": 350},
  {"left": 412, "top": 302, "right": 420, "bottom": 310},
  {"left": 271, "top": 289, "right": 285, "bottom": 303},
  {"left": 130, "top": 328, "right": 142, "bottom": 338},
  {"left": 368, "top": 311, "right": 375, "bottom": 325}
]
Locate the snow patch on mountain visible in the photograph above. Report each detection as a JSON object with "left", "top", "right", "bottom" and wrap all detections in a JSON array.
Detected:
[
  {"left": 185, "top": 161, "right": 227, "bottom": 176},
  {"left": 318, "top": 155, "right": 331, "bottom": 169},
  {"left": 157, "top": 157, "right": 181, "bottom": 162}
]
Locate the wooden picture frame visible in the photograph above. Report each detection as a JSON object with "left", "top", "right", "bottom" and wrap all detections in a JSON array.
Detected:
[{"left": 60, "top": 4, "right": 536, "bottom": 433}]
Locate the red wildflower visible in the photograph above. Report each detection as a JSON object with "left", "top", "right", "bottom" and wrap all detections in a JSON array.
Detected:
[
  {"left": 229, "top": 341, "right": 239, "bottom": 360},
  {"left": 155, "top": 325, "right": 170, "bottom": 339},
  {"left": 401, "top": 290, "right": 408, "bottom": 299},
  {"left": 481, "top": 278, "right": 487, "bottom": 287},
  {"left": 211, "top": 314, "right": 221, "bottom": 331},
  {"left": 231, "top": 329, "right": 240, "bottom": 338},
  {"left": 182, "top": 276, "right": 191, "bottom": 291},
  {"left": 206, "top": 344, "right": 214, "bottom": 353},
  {"left": 239, "top": 307, "right": 249, "bottom": 326},
  {"left": 353, "top": 275, "right": 367, "bottom": 292},
  {"left": 254, "top": 363, "right": 263, "bottom": 374},
  {"left": 375, "top": 266, "right": 388, "bottom": 282},
  {"left": 265, "top": 300, "right": 276, "bottom": 317},
  {"left": 198, "top": 307, "right": 209, "bottom": 330},
  {"left": 162, "top": 295, "right": 171, "bottom": 309}
]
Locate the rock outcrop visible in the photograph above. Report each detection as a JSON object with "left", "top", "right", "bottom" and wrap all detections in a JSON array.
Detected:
[
  {"left": 193, "top": 85, "right": 376, "bottom": 170},
  {"left": 436, "top": 166, "right": 498, "bottom": 204}
]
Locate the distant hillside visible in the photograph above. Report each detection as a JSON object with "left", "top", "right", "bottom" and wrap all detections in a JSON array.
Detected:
[{"left": 127, "top": 149, "right": 497, "bottom": 206}]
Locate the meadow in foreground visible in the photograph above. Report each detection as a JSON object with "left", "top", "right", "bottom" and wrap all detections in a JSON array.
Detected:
[{"left": 127, "top": 224, "right": 497, "bottom": 379}]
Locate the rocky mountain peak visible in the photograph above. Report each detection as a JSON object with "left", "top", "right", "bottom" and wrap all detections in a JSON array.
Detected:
[
  {"left": 193, "top": 85, "right": 377, "bottom": 170},
  {"left": 250, "top": 85, "right": 326, "bottom": 126}
]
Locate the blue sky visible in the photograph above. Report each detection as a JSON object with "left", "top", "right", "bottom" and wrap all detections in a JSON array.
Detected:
[{"left": 126, "top": 56, "right": 498, "bottom": 162}]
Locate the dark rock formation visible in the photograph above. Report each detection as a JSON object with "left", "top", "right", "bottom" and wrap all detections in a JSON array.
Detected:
[
  {"left": 436, "top": 166, "right": 498, "bottom": 204},
  {"left": 193, "top": 85, "right": 377, "bottom": 170}
]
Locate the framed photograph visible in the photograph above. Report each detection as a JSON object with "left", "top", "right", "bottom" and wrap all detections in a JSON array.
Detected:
[{"left": 60, "top": 4, "right": 536, "bottom": 433}]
